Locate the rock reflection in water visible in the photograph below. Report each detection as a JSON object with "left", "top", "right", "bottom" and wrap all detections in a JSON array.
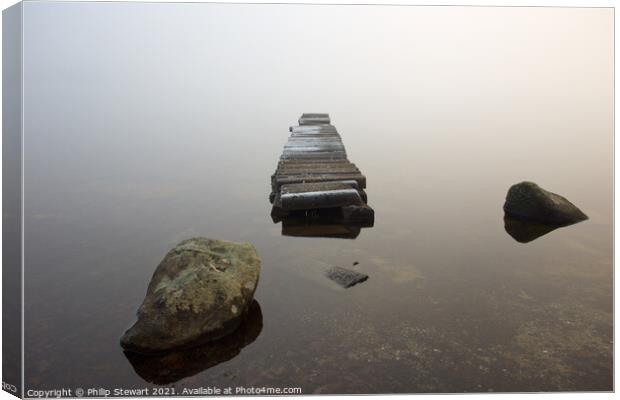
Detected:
[
  {"left": 123, "top": 300, "right": 262, "bottom": 385},
  {"left": 503, "top": 215, "right": 579, "bottom": 243},
  {"left": 271, "top": 207, "right": 374, "bottom": 239}
]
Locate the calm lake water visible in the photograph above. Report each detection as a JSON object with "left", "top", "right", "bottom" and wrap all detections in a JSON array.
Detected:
[{"left": 22, "top": 3, "right": 612, "bottom": 394}]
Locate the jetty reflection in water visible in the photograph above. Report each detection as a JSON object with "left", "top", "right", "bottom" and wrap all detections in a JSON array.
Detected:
[
  {"left": 271, "top": 207, "right": 374, "bottom": 239},
  {"left": 123, "top": 301, "right": 263, "bottom": 385},
  {"left": 503, "top": 216, "right": 581, "bottom": 243}
]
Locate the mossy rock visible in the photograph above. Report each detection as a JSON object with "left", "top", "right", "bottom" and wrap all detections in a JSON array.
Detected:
[
  {"left": 503, "top": 182, "right": 588, "bottom": 224},
  {"left": 121, "top": 237, "right": 260, "bottom": 354}
]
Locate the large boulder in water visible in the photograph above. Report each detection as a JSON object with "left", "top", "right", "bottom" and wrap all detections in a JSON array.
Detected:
[
  {"left": 120, "top": 237, "right": 261, "bottom": 354},
  {"left": 503, "top": 181, "right": 588, "bottom": 224}
]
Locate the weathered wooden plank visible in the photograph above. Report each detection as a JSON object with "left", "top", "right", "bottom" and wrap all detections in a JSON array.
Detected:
[
  {"left": 287, "top": 134, "right": 341, "bottom": 139},
  {"left": 289, "top": 135, "right": 341, "bottom": 141},
  {"left": 280, "top": 181, "right": 359, "bottom": 194},
  {"left": 299, "top": 113, "right": 330, "bottom": 125},
  {"left": 285, "top": 138, "right": 343, "bottom": 144},
  {"left": 274, "top": 182, "right": 363, "bottom": 210},
  {"left": 275, "top": 169, "right": 354, "bottom": 177},
  {"left": 280, "top": 152, "right": 348, "bottom": 160},
  {"left": 285, "top": 143, "right": 343, "bottom": 148},
  {"left": 278, "top": 159, "right": 353, "bottom": 165},
  {"left": 289, "top": 125, "right": 338, "bottom": 134},
  {"left": 290, "top": 130, "right": 341, "bottom": 137},
  {"left": 283, "top": 146, "right": 344, "bottom": 151},
  {"left": 299, "top": 119, "right": 331, "bottom": 125},
  {"left": 284, "top": 144, "right": 344, "bottom": 150},
  {"left": 275, "top": 167, "right": 360, "bottom": 176},
  {"left": 273, "top": 174, "right": 366, "bottom": 190},
  {"left": 300, "top": 113, "right": 330, "bottom": 118},
  {"left": 280, "top": 157, "right": 348, "bottom": 162},
  {"left": 286, "top": 139, "right": 342, "bottom": 143},
  {"left": 272, "top": 178, "right": 360, "bottom": 191},
  {"left": 291, "top": 128, "right": 338, "bottom": 133},
  {"left": 274, "top": 171, "right": 365, "bottom": 180},
  {"left": 284, "top": 143, "right": 342, "bottom": 148},
  {"left": 283, "top": 147, "right": 346, "bottom": 153},
  {"left": 278, "top": 161, "right": 355, "bottom": 167},
  {"left": 281, "top": 148, "right": 346, "bottom": 154},
  {"left": 272, "top": 172, "right": 361, "bottom": 189}
]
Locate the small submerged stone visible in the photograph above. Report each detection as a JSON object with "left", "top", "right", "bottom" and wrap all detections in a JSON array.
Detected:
[
  {"left": 120, "top": 237, "right": 261, "bottom": 354},
  {"left": 503, "top": 181, "right": 588, "bottom": 224},
  {"left": 326, "top": 266, "right": 368, "bottom": 288}
]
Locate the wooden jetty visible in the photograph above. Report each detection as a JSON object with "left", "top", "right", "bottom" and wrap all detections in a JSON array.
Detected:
[{"left": 270, "top": 114, "right": 374, "bottom": 238}]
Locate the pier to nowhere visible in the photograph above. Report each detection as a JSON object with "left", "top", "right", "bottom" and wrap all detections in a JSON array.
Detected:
[{"left": 270, "top": 114, "right": 374, "bottom": 238}]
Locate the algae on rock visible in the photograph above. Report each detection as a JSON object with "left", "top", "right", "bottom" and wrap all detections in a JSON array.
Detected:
[{"left": 121, "top": 237, "right": 261, "bottom": 354}]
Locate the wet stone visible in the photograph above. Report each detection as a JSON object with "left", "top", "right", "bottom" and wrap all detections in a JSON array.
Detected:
[
  {"left": 503, "top": 181, "right": 588, "bottom": 224},
  {"left": 326, "top": 266, "right": 369, "bottom": 288},
  {"left": 120, "top": 237, "right": 261, "bottom": 354}
]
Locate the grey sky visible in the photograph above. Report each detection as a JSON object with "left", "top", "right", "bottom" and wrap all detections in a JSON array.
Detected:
[{"left": 22, "top": 3, "right": 613, "bottom": 217}]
